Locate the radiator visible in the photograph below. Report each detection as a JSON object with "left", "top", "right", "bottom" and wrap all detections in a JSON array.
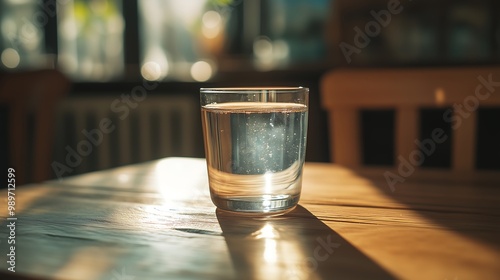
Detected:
[{"left": 52, "top": 95, "right": 202, "bottom": 177}]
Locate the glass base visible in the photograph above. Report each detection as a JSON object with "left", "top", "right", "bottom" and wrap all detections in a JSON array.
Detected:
[{"left": 211, "top": 193, "right": 300, "bottom": 216}]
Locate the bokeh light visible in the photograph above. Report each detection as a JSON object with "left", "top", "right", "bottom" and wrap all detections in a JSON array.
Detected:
[
  {"left": 190, "top": 61, "right": 213, "bottom": 82},
  {"left": 202, "top": 10, "right": 222, "bottom": 39},
  {"left": 1, "top": 48, "right": 20, "bottom": 68}
]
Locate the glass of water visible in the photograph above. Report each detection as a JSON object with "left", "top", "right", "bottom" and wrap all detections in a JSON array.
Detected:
[{"left": 200, "top": 87, "right": 309, "bottom": 215}]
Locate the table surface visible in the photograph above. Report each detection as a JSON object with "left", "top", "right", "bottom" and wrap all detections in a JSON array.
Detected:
[{"left": 1, "top": 157, "right": 499, "bottom": 280}]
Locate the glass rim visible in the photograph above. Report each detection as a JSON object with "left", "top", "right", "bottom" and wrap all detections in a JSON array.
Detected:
[{"left": 201, "top": 86, "right": 307, "bottom": 93}]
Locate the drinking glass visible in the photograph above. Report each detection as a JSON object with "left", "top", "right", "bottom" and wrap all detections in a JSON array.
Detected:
[{"left": 200, "top": 87, "right": 309, "bottom": 215}]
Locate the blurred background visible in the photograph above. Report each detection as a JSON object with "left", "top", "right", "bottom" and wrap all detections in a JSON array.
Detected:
[{"left": 1, "top": 0, "right": 499, "bottom": 184}]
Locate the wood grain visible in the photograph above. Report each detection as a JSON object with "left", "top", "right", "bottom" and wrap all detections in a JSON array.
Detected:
[
  {"left": 0, "top": 158, "right": 499, "bottom": 279},
  {"left": 320, "top": 67, "right": 500, "bottom": 107}
]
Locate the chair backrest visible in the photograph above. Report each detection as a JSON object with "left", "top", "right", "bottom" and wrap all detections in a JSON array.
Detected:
[
  {"left": 0, "top": 69, "right": 70, "bottom": 184},
  {"left": 320, "top": 67, "right": 500, "bottom": 183}
]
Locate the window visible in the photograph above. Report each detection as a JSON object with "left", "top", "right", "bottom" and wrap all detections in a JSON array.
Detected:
[
  {"left": 1, "top": 0, "right": 330, "bottom": 81},
  {"left": 138, "top": 0, "right": 330, "bottom": 81},
  {"left": 138, "top": 0, "right": 216, "bottom": 82},
  {"left": 57, "top": 0, "right": 125, "bottom": 81},
  {"left": 0, "top": 0, "right": 46, "bottom": 70}
]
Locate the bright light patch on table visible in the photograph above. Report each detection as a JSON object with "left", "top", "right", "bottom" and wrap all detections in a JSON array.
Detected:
[
  {"left": 153, "top": 158, "right": 209, "bottom": 207},
  {"left": 264, "top": 239, "right": 277, "bottom": 263},
  {"left": 253, "top": 224, "right": 279, "bottom": 239},
  {"left": 52, "top": 246, "right": 114, "bottom": 280},
  {"left": 117, "top": 174, "right": 130, "bottom": 183},
  {"left": 1, "top": 48, "right": 20, "bottom": 68},
  {"left": 190, "top": 61, "right": 212, "bottom": 82},
  {"left": 251, "top": 224, "right": 278, "bottom": 263}
]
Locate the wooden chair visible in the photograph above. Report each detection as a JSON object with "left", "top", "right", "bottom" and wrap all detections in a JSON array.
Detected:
[
  {"left": 0, "top": 69, "right": 70, "bottom": 184},
  {"left": 320, "top": 67, "right": 500, "bottom": 184}
]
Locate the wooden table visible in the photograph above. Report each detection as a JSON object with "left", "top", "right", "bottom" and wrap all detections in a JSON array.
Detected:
[{"left": 1, "top": 158, "right": 499, "bottom": 279}]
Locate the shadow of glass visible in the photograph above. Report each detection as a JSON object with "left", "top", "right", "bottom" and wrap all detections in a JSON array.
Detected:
[
  {"left": 217, "top": 205, "right": 396, "bottom": 280},
  {"left": 365, "top": 177, "right": 500, "bottom": 251}
]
